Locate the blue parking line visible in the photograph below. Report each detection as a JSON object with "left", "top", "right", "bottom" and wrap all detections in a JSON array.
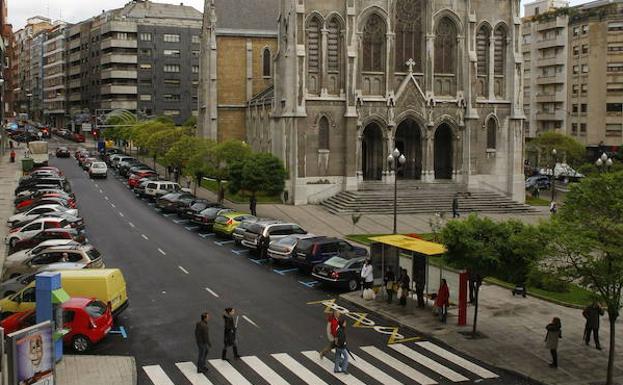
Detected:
[
  {"left": 298, "top": 280, "right": 320, "bottom": 288},
  {"left": 109, "top": 326, "right": 128, "bottom": 339},
  {"left": 231, "top": 249, "right": 249, "bottom": 255},
  {"left": 185, "top": 226, "right": 200, "bottom": 231},
  {"left": 249, "top": 258, "right": 269, "bottom": 265},
  {"left": 173, "top": 219, "right": 188, "bottom": 224},
  {"left": 214, "top": 240, "right": 234, "bottom": 246},
  {"left": 273, "top": 268, "right": 298, "bottom": 276},
  {"left": 198, "top": 233, "right": 214, "bottom": 238}
]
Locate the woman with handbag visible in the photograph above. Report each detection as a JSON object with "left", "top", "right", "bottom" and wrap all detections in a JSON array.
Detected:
[
  {"left": 383, "top": 267, "right": 395, "bottom": 304},
  {"left": 435, "top": 279, "right": 450, "bottom": 323},
  {"left": 545, "top": 317, "right": 562, "bottom": 368}
]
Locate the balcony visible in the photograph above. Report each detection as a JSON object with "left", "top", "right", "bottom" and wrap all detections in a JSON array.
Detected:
[
  {"left": 69, "top": 93, "right": 81, "bottom": 102},
  {"left": 101, "top": 38, "right": 137, "bottom": 50},
  {"left": 536, "top": 73, "right": 566, "bottom": 85},
  {"left": 100, "top": 84, "right": 137, "bottom": 95},
  {"left": 536, "top": 18, "right": 568, "bottom": 32},
  {"left": 536, "top": 36, "right": 566, "bottom": 49},
  {"left": 69, "top": 67, "right": 81, "bottom": 77},
  {"left": 101, "top": 53, "right": 137, "bottom": 65},
  {"left": 101, "top": 21, "right": 137, "bottom": 34},
  {"left": 536, "top": 93, "right": 565, "bottom": 103},
  {"left": 536, "top": 111, "right": 566, "bottom": 121},
  {"left": 69, "top": 39, "right": 80, "bottom": 50},
  {"left": 68, "top": 79, "right": 81, "bottom": 89},
  {"left": 100, "top": 99, "right": 137, "bottom": 110},
  {"left": 536, "top": 56, "right": 565, "bottom": 67},
  {"left": 101, "top": 69, "right": 138, "bottom": 80},
  {"left": 69, "top": 51, "right": 81, "bottom": 63}
]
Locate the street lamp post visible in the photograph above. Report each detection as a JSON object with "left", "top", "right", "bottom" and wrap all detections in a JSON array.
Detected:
[
  {"left": 551, "top": 148, "right": 557, "bottom": 203},
  {"left": 595, "top": 152, "right": 613, "bottom": 173},
  {"left": 387, "top": 147, "right": 407, "bottom": 234}
]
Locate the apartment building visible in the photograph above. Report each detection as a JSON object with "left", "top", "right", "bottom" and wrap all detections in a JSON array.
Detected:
[
  {"left": 43, "top": 22, "right": 68, "bottom": 128},
  {"left": 523, "top": 0, "right": 623, "bottom": 152},
  {"left": 65, "top": 0, "right": 202, "bottom": 125}
]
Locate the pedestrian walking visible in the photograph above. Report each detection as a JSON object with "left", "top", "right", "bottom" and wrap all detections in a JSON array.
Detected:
[
  {"left": 582, "top": 301, "right": 604, "bottom": 350},
  {"left": 319, "top": 310, "right": 339, "bottom": 359},
  {"left": 545, "top": 317, "right": 562, "bottom": 368},
  {"left": 398, "top": 269, "right": 410, "bottom": 306},
  {"left": 383, "top": 267, "right": 395, "bottom": 304},
  {"left": 221, "top": 307, "right": 240, "bottom": 360},
  {"left": 435, "top": 279, "right": 450, "bottom": 323},
  {"left": 173, "top": 167, "right": 180, "bottom": 183},
  {"left": 194, "top": 312, "right": 211, "bottom": 373},
  {"left": 249, "top": 195, "right": 257, "bottom": 216},
  {"left": 333, "top": 319, "right": 349, "bottom": 374},
  {"left": 452, "top": 194, "right": 460, "bottom": 218},
  {"left": 10, "top": 150, "right": 15, "bottom": 163},
  {"left": 360, "top": 259, "right": 374, "bottom": 299},
  {"left": 415, "top": 278, "right": 425, "bottom": 308},
  {"left": 185, "top": 176, "right": 192, "bottom": 189},
  {"left": 549, "top": 201, "right": 557, "bottom": 215}
]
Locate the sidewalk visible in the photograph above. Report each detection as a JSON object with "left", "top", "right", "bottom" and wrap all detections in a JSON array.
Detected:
[
  {"left": 341, "top": 266, "right": 623, "bottom": 385},
  {"left": 0, "top": 143, "right": 137, "bottom": 385}
]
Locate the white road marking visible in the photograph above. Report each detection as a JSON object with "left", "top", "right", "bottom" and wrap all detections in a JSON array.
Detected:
[
  {"left": 185, "top": 226, "right": 200, "bottom": 231},
  {"left": 158, "top": 248, "right": 166, "bottom": 255},
  {"left": 347, "top": 352, "right": 405, "bottom": 385},
  {"left": 119, "top": 212, "right": 124, "bottom": 217},
  {"left": 99, "top": 189, "right": 103, "bottom": 194},
  {"left": 208, "top": 359, "right": 253, "bottom": 385},
  {"left": 242, "top": 315, "right": 259, "bottom": 328},
  {"left": 302, "top": 351, "right": 366, "bottom": 385},
  {"left": 175, "top": 362, "right": 215, "bottom": 385},
  {"left": 390, "top": 344, "right": 469, "bottom": 382},
  {"left": 272, "top": 353, "right": 329, "bottom": 385},
  {"left": 104, "top": 196, "right": 109, "bottom": 201},
  {"left": 205, "top": 288, "right": 219, "bottom": 298},
  {"left": 95, "top": 184, "right": 99, "bottom": 188},
  {"left": 241, "top": 356, "right": 290, "bottom": 385},
  {"left": 178, "top": 265, "right": 189, "bottom": 274},
  {"left": 143, "top": 365, "right": 174, "bottom": 385},
  {"left": 110, "top": 203, "right": 116, "bottom": 208},
  {"left": 360, "top": 346, "right": 436, "bottom": 385},
  {"left": 198, "top": 233, "right": 214, "bottom": 238},
  {"left": 173, "top": 219, "right": 187, "bottom": 224},
  {"left": 128, "top": 222, "right": 135, "bottom": 228},
  {"left": 141, "top": 234, "right": 149, "bottom": 240},
  {"left": 416, "top": 341, "right": 498, "bottom": 379}
]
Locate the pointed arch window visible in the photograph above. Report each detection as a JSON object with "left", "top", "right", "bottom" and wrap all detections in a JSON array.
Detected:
[
  {"left": 434, "top": 18, "right": 457, "bottom": 75},
  {"left": 262, "top": 48, "right": 271, "bottom": 78},
  {"left": 319, "top": 116, "right": 330, "bottom": 150},
  {"left": 307, "top": 16, "right": 322, "bottom": 74},
  {"left": 395, "top": 0, "right": 423, "bottom": 72},
  {"left": 476, "top": 25, "right": 490, "bottom": 76},
  {"left": 486, "top": 118, "right": 497, "bottom": 150},
  {"left": 327, "top": 17, "right": 341, "bottom": 73},
  {"left": 493, "top": 26, "right": 507, "bottom": 75},
  {"left": 362, "top": 14, "right": 386, "bottom": 72}
]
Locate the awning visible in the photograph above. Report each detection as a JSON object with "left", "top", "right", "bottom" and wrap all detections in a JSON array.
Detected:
[
  {"left": 369, "top": 235, "right": 446, "bottom": 256},
  {"left": 51, "top": 288, "right": 70, "bottom": 304}
]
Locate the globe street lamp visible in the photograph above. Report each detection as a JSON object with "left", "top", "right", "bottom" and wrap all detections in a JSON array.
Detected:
[
  {"left": 551, "top": 148, "right": 557, "bottom": 203},
  {"left": 595, "top": 152, "right": 613, "bottom": 173},
  {"left": 388, "top": 148, "right": 407, "bottom": 234}
]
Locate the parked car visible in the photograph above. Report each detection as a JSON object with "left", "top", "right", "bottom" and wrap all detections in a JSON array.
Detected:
[
  {"left": 5, "top": 218, "right": 73, "bottom": 249},
  {"left": 55, "top": 147, "right": 71, "bottom": 158},
  {"left": 10, "top": 212, "right": 84, "bottom": 232},
  {"left": 15, "top": 196, "right": 76, "bottom": 212},
  {"left": 72, "top": 132, "right": 86, "bottom": 142},
  {"left": 241, "top": 222, "right": 307, "bottom": 257},
  {"left": 15, "top": 178, "right": 70, "bottom": 195},
  {"left": 267, "top": 234, "right": 318, "bottom": 262},
  {"left": 6, "top": 239, "right": 81, "bottom": 261},
  {"left": 293, "top": 237, "right": 368, "bottom": 273},
  {"left": 144, "top": 181, "right": 183, "bottom": 200},
  {"left": 119, "top": 160, "right": 147, "bottom": 177},
  {"left": 213, "top": 212, "right": 256, "bottom": 237},
  {"left": 191, "top": 207, "right": 233, "bottom": 230},
  {"left": 525, "top": 175, "right": 551, "bottom": 190},
  {"left": 178, "top": 200, "right": 214, "bottom": 219},
  {"left": 134, "top": 179, "right": 154, "bottom": 198},
  {"left": 111, "top": 156, "right": 135, "bottom": 170},
  {"left": 81, "top": 157, "right": 97, "bottom": 171},
  {"left": 7, "top": 204, "right": 78, "bottom": 227},
  {"left": 102, "top": 148, "right": 123, "bottom": 164},
  {"left": 88, "top": 162, "right": 108, "bottom": 179},
  {"left": 31, "top": 166, "right": 63, "bottom": 176},
  {"left": 312, "top": 255, "right": 368, "bottom": 291},
  {"left": 156, "top": 192, "right": 196, "bottom": 213},
  {"left": 10, "top": 228, "right": 86, "bottom": 253},
  {"left": 14, "top": 189, "right": 73, "bottom": 205},
  {"left": 0, "top": 262, "right": 84, "bottom": 298},
  {"left": 128, "top": 171, "right": 158, "bottom": 189},
  {"left": 232, "top": 217, "right": 269, "bottom": 246},
  {"left": 3, "top": 244, "right": 104, "bottom": 280}
]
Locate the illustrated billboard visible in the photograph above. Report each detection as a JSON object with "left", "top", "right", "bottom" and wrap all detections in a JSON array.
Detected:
[{"left": 7, "top": 320, "right": 55, "bottom": 385}]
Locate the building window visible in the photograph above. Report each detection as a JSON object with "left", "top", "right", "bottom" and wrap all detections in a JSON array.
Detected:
[
  {"left": 573, "top": 65, "right": 579, "bottom": 74},
  {"left": 581, "top": 64, "right": 588, "bottom": 73},
  {"left": 163, "top": 94, "right": 181, "bottom": 101},
  {"left": 476, "top": 24, "right": 490, "bottom": 76},
  {"left": 163, "top": 64, "right": 180, "bottom": 73},
  {"left": 192, "top": 80, "right": 199, "bottom": 86},
  {"left": 362, "top": 14, "right": 386, "bottom": 72},
  {"left": 139, "top": 48, "right": 152, "bottom": 56},
  {"left": 262, "top": 48, "right": 271, "bottom": 78},
  {"left": 580, "top": 103, "right": 587, "bottom": 113},
  {"left": 572, "top": 46, "right": 579, "bottom": 56},
  {"left": 607, "top": 63, "right": 623, "bottom": 72},
  {"left": 140, "top": 78, "right": 152, "bottom": 85},
  {"left": 581, "top": 44, "right": 588, "bottom": 54},
  {"left": 572, "top": 26, "right": 580, "bottom": 37},
  {"left": 140, "top": 33, "right": 152, "bottom": 41},
  {"left": 608, "top": 44, "right": 623, "bottom": 52},
  {"left": 572, "top": 84, "right": 579, "bottom": 95},
  {"left": 318, "top": 116, "right": 329, "bottom": 150},
  {"left": 140, "top": 94, "right": 152, "bottom": 101},
  {"left": 571, "top": 123, "right": 578, "bottom": 135},
  {"left": 163, "top": 110, "right": 180, "bottom": 116},
  {"left": 580, "top": 123, "right": 587, "bottom": 134},
  {"left": 163, "top": 49, "right": 180, "bottom": 57},
  {"left": 582, "top": 25, "right": 588, "bottom": 34},
  {"left": 606, "top": 103, "right": 623, "bottom": 113},
  {"left": 608, "top": 22, "right": 623, "bottom": 31},
  {"left": 163, "top": 34, "right": 180, "bottom": 43},
  {"left": 306, "top": 15, "right": 321, "bottom": 75},
  {"left": 395, "top": 0, "right": 423, "bottom": 72},
  {"left": 164, "top": 79, "right": 181, "bottom": 86},
  {"left": 139, "top": 63, "right": 152, "bottom": 70},
  {"left": 192, "top": 50, "right": 200, "bottom": 57},
  {"left": 434, "top": 17, "right": 457, "bottom": 75},
  {"left": 581, "top": 84, "right": 588, "bottom": 94},
  {"left": 192, "top": 35, "right": 200, "bottom": 44},
  {"left": 486, "top": 118, "right": 497, "bottom": 150},
  {"left": 326, "top": 16, "right": 342, "bottom": 74},
  {"left": 494, "top": 26, "right": 506, "bottom": 76},
  {"left": 192, "top": 65, "right": 199, "bottom": 73},
  {"left": 572, "top": 104, "right": 578, "bottom": 114},
  {"left": 606, "top": 124, "right": 623, "bottom": 135},
  {"left": 116, "top": 32, "right": 128, "bottom": 40}
]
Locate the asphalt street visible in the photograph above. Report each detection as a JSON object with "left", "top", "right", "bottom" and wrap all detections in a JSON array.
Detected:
[{"left": 48, "top": 139, "right": 540, "bottom": 385}]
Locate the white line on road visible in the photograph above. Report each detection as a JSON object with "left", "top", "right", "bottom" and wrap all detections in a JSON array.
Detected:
[
  {"left": 205, "top": 288, "right": 219, "bottom": 298},
  {"left": 242, "top": 315, "right": 259, "bottom": 328},
  {"left": 104, "top": 196, "right": 109, "bottom": 201},
  {"left": 128, "top": 222, "right": 135, "bottom": 228},
  {"left": 158, "top": 248, "right": 166, "bottom": 255},
  {"left": 178, "top": 265, "right": 189, "bottom": 274},
  {"left": 143, "top": 365, "right": 174, "bottom": 385},
  {"left": 176, "top": 362, "right": 215, "bottom": 385},
  {"left": 99, "top": 189, "right": 103, "bottom": 194},
  {"left": 185, "top": 226, "right": 200, "bottom": 231},
  {"left": 110, "top": 203, "right": 116, "bottom": 208},
  {"left": 95, "top": 184, "right": 99, "bottom": 188},
  {"left": 119, "top": 212, "right": 124, "bottom": 217},
  {"left": 141, "top": 234, "right": 149, "bottom": 240}
]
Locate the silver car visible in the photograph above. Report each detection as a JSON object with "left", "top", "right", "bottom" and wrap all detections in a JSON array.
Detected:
[
  {"left": 267, "top": 234, "right": 316, "bottom": 262},
  {"left": 0, "top": 262, "right": 86, "bottom": 298}
]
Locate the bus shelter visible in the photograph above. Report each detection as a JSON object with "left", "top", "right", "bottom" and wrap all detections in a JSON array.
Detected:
[{"left": 368, "top": 235, "right": 446, "bottom": 299}]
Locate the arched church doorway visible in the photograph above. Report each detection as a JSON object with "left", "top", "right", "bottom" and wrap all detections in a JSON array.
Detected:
[
  {"left": 434, "top": 123, "right": 453, "bottom": 180},
  {"left": 395, "top": 119, "right": 422, "bottom": 179},
  {"left": 362, "top": 123, "right": 384, "bottom": 180}
]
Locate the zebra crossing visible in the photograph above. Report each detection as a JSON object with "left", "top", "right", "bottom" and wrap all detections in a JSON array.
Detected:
[{"left": 143, "top": 342, "right": 499, "bottom": 385}]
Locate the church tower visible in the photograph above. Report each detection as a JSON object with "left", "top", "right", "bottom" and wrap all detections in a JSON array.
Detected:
[{"left": 198, "top": 0, "right": 218, "bottom": 140}]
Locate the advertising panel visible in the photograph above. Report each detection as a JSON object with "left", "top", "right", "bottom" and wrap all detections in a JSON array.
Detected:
[{"left": 7, "top": 321, "right": 55, "bottom": 385}]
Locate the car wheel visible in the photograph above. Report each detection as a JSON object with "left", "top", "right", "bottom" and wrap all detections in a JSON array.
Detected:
[
  {"left": 9, "top": 238, "right": 17, "bottom": 248},
  {"left": 72, "top": 335, "right": 91, "bottom": 353},
  {"left": 348, "top": 279, "right": 358, "bottom": 291},
  {"left": 0, "top": 311, "right": 13, "bottom": 320}
]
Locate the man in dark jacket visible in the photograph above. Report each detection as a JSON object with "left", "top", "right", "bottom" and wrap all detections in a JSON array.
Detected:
[
  {"left": 333, "top": 319, "right": 349, "bottom": 374},
  {"left": 194, "top": 312, "right": 211, "bottom": 373},
  {"left": 222, "top": 307, "right": 240, "bottom": 360},
  {"left": 583, "top": 301, "right": 604, "bottom": 350},
  {"left": 452, "top": 194, "right": 460, "bottom": 218}
]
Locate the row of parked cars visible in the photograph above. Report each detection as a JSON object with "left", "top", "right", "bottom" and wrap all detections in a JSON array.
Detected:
[
  {"left": 2, "top": 161, "right": 128, "bottom": 352},
  {"left": 105, "top": 149, "right": 369, "bottom": 292},
  {"left": 52, "top": 128, "right": 85, "bottom": 143}
]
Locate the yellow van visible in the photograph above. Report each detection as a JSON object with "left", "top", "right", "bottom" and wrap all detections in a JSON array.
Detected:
[{"left": 0, "top": 269, "right": 128, "bottom": 317}]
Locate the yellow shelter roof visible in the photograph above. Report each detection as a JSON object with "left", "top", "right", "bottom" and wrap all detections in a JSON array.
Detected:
[{"left": 369, "top": 235, "right": 446, "bottom": 256}]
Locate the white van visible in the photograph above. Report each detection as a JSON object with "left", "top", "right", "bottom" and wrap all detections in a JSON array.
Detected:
[{"left": 144, "top": 181, "right": 182, "bottom": 200}]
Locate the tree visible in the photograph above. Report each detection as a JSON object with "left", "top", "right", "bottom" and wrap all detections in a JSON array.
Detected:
[
  {"left": 527, "top": 132, "right": 586, "bottom": 170},
  {"left": 145, "top": 127, "right": 181, "bottom": 170},
  {"left": 205, "top": 140, "right": 252, "bottom": 202},
  {"left": 185, "top": 139, "right": 215, "bottom": 195},
  {"left": 229, "top": 153, "right": 286, "bottom": 200},
  {"left": 542, "top": 172, "right": 623, "bottom": 385},
  {"left": 163, "top": 135, "right": 202, "bottom": 176},
  {"left": 130, "top": 119, "right": 172, "bottom": 152}
]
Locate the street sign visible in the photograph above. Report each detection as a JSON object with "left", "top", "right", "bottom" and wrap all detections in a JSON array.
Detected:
[{"left": 81, "top": 123, "right": 92, "bottom": 132}]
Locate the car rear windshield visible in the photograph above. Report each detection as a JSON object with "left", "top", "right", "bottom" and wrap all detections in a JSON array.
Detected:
[
  {"left": 296, "top": 239, "right": 315, "bottom": 252},
  {"left": 246, "top": 223, "right": 263, "bottom": 235},
  {"left": 85, "top": 247, "right": 102, "bottom": 261},
  {"left": 324, "top": 257, "right": 351, "bottom": 269},
  {"left": 85, "top": 300, "right": 107, "bottom": 319},
  {"left": 92, "top": 163, "right": 105, "bottom": 169},
  {"left": 276, "top": 237, "right": 299, "bottom": 247},
  {"left": 215, "top": 216, "right": 228, "bottom": 224}
]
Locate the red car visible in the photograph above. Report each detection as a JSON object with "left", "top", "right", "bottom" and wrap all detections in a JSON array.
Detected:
[
  {"left": 15, "top": 196, "right": 76, "bottom": 211},
  {"left": 1, "top": 297, "right": 113, "bottom": 352},
  {"left": 72, "top": 133, "right": 85, "bottom": 143},
  {"left": 128, "top": 171, "right": 158, "bottom": 188}
]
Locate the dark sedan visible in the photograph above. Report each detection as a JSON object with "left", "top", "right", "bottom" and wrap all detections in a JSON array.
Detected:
[
  {"left": 191, "top": 207, "right": 233, "bottom": 230},
  {"left": 312, "top": 255, "right": 367, "bottom": 291},
  {"left": 11, "top": 228, "right": 86, "bottom": 253},
  {"left": 156, "top": 192, "right": 196, "bottom": 213},
  {"left": 55, "top": 147, "right": 71, "bottom": 158},
  {"left": 179, "top": 200, "right": 215, "bottom": 219}
]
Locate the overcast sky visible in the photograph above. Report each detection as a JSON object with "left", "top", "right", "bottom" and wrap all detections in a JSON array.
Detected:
[{"left": 7, "top": 0, "right": 592, "bottom": 30}]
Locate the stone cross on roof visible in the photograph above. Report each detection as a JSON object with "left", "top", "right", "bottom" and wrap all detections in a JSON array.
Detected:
[{"left": 406, "top": 58, "right": 416, "bottom": 73}]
